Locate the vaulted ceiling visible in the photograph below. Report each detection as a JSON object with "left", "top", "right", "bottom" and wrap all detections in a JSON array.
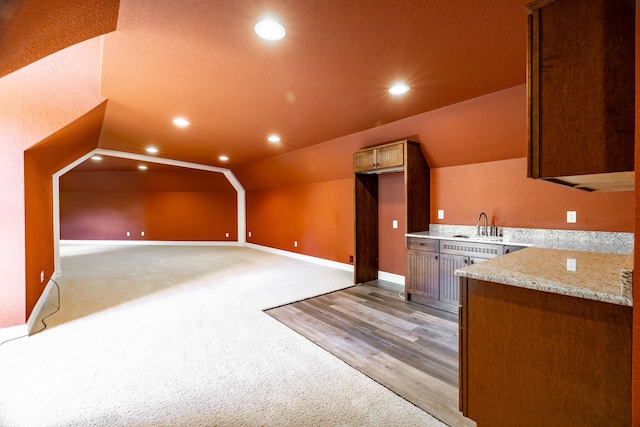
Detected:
[{"left": 2, "top": 0, "right": 528, "bottom": 175}]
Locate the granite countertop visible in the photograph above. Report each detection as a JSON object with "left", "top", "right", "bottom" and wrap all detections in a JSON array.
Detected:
[
  {"left": 406, "top": 230, "right": 525, "bottom": 246},
  {"left": 455, "top": 247, "right": 633, "bottom": 306}
]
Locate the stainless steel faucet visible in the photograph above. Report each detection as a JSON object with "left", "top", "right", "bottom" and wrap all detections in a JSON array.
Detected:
[{"left": 477, "top": 212, "right": 488, "bottom": 236}]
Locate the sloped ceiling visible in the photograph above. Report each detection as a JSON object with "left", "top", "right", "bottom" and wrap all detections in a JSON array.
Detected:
[
  {"left": 0, "top": 0, "right": 120, "bottom": 77},
  {"left": 3, "top": 0, "right": 529, "bottom": 178},
  {"left": 96, "top": 0, "right": 528, "bottom": 170}
]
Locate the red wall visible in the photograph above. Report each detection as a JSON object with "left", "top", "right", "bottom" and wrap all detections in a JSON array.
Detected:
[
  {"left": 23, "top": 103, "right": 106, "bottom": 320},
  {"left": 247, "top": 179, "right": 353, "bottom": 264},
  {"left": 432, "top": 158, "right": 633, "bottom": 232},
  {"left": 60, "top": 190, "right": 237, "bottom": 241}
]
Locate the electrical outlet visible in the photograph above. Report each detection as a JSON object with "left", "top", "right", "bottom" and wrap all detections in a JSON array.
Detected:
[
  {"left": 225, "top": 232, "right": 230, "bottom": 238},
  {"left": 349, "top": 255, "right": 354, "bottom": 263},
  {"left": 126, "top": 231, "right": 130, "bottom": 237},
  {"left": 392, "top": 220, "right": 398, "bottom": 229},
  {"left": 141, "top": 231, "right": 145, "bottom": 237},
  {"left": 294, "top": 241, "right": 298, "bottom": 247},
  {"left": 566, "top": 258, "right": 577, "bottom": 272},
  {"left": 437, "top": 209, "right": 444, "bottom": 219},
  {"left": 40, "top": 271, "right": 44, "bottom": 283},
  {"left": 567, "top": 211, "right": 576, "bottom": 223},
  {"left": 248, "top": 231, "right": 252, "bottom": 238}
]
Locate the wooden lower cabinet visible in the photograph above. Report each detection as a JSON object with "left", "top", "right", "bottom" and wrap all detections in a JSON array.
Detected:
[
  {"left": 438, "top": 254, "right": 465, "bottom": 306},
  {"left": 406, "top": 238, "right": 504, "bottom": 312},
  {"left": 459, "top": 278, "right": 632, "bottom": 427},
  {"left": 406, "top": 249, "right": 439, "bottom": 300},
  {"left": 439, "top": 255, "right": 492, "bottom": 306}
]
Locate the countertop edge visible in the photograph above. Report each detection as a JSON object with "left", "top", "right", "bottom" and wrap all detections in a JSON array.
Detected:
[{"left": 456, "top": 269, "right": 633, "bottom": 307}]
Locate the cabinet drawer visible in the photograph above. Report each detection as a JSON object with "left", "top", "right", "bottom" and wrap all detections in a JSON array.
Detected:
[
  {"left": 407, "top": 237, "right": 439, "bottom": 252},
  {"left": 440, "top": 240, "right": 503, "bottom": 259}
]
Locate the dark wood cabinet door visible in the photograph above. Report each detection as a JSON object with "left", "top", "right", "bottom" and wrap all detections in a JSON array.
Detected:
[
  {"left": 460, "top": 277, "right": 632, "bottom": 427},
  {"left": 405, "top": 249, "right": 439, "bottom": 300},
  {"left": 526, "top": 0, "right": 634, "bottom": 190},
  {"left": 439, "top": 253, "right": 467, "bottom": 306}
]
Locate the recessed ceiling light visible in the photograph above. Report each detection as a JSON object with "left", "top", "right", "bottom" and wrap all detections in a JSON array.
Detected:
[
  {"left": 138, "top": 165, "right": 148, "bottom": 170},
  {"left": 172, "top": 117, "right": 190, "bottom": 127},
  {"left": 219, "top": 155, "right": 229, "bottom": 162},
  {"left": 146, "top": 146, "right": 158, "bottom": 154},
  {"left": 255, "top": 19, "right": 286, "bottom": 41},
  {"left": 389, "top": 83, "right": 410, "bottom": 95},
  {"left": 91, "top": 155, "right": 102, "bottom": 161},
  {"left": 268, "top": 135, "right": 281, "bottom": 143}
]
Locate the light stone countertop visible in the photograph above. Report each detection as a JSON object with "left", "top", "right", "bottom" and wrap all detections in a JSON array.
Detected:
[
  {"left": 455, "top": 247, "right": 632, "bottom": 306},
  {"left": 408, "top": 225, "right": 633, "bottom": 254},
  {"left": 406, "top": 230, "right": 528, "bottom": 246}
]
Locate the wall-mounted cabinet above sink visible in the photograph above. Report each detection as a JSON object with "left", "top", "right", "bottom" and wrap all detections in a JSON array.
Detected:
[{"left": 525, "top": 0, "right": 635, "bottom": 192}]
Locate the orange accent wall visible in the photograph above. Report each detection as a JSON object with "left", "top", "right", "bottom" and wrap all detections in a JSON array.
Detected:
[
  {"left": 60, "top": 190, "right": 237, "bottom": 241},
  {"left": 431, "top": 158, "right": 634, "bottom": 232},
  {"left": 247, "top": 179, "right": 354, "bottom": 264}
]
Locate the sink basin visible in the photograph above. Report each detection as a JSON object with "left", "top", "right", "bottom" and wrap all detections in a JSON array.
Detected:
[{"left": 452, "top": 235, "right": 469, "bottom": 238}]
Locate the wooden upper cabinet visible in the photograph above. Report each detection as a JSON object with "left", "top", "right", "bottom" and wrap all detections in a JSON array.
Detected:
[
  {"left": 353, "top": 142, "right": 404, "bottom": 173},
  {"left": 526, "top": 0, "right": 635, "bottom": 191}
]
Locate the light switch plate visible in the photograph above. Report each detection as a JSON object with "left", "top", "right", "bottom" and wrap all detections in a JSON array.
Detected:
[
  {"left": 392, "top": 220, "right": 398, "bottom": 229},
  {"left": 567, "top": 211, "right": 576, "bottom": 223},
  {"left": 437, "top": 210, "right": 444, "bottom": 219}
]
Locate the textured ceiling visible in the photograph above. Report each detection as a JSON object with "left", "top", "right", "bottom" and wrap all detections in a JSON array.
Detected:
[
  {"left": 96, "top": 0, "right": 528, "bottom": 169},
  {"left": 0, "top": 0, "right": 119, "bottom": 77}
]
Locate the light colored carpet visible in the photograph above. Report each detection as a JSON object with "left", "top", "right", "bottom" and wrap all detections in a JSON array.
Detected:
[{"left": 0, "top": 244, "right": 447, "bottom": 426}]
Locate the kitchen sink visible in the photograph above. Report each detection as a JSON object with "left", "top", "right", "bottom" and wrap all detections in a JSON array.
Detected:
[{"left": 453, "top": 235, "right": 469, "bottom": 238}]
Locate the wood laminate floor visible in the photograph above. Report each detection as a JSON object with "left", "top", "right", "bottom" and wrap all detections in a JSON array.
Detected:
[{"left": 266, "top": 280, "right": 475, "bottom": 427}]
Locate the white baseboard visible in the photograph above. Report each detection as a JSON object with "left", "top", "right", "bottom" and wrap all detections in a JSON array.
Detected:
[
  {"left": 245, "top": 243, "right": 354, "bottom": 272},
  {"left": 60, "top": 240, "right": 242, "bottom": 246},
  {"left": 0, "top": 271, "right": 62, "bottom": 345},
  {"left": 244, "top": 243, "right": 406, "bottom": 286},
  {"left": 27, "top": 271, "right": 62, "bottom": 334},
  {"left": 378, "top": 271, "right": 405, "bottom": 286}
]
